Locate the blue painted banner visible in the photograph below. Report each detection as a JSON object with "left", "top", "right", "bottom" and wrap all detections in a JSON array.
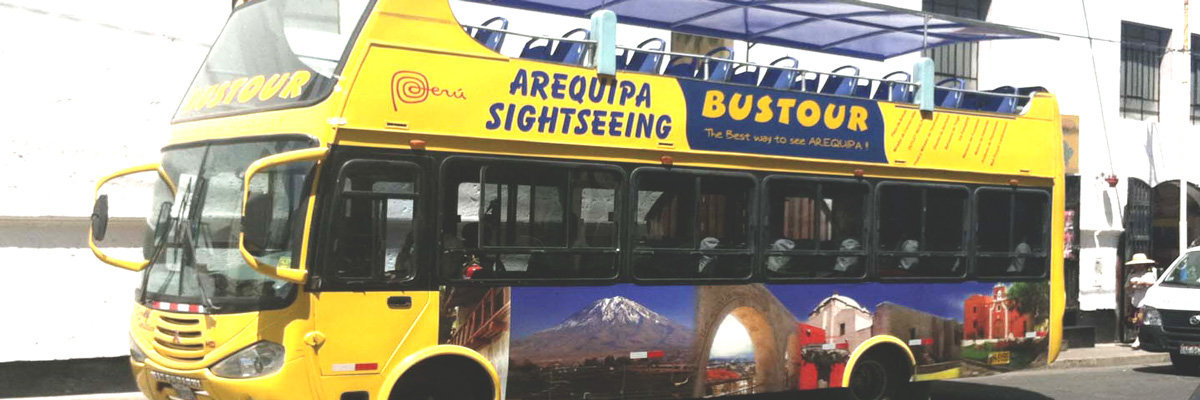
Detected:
[{"left": 678, "top": 80, "right": 888, "bottom": 163}]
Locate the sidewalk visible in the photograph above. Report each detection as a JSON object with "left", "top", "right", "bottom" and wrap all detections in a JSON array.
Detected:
[
  {"left": 6, "top": 394, "right": 144, "bottom": 400},
  {"left": 1049, "top": 343, "right": 1171, "bottom": 369}
]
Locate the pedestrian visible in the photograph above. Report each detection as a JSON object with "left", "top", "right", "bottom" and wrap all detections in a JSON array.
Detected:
[{"left": 1125, "top": 253, "right": 1158, "bottom": 348}]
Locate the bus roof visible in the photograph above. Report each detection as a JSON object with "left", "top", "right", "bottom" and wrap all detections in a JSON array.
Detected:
[{"left": 460, "top": 0, "right": 1056, "bottom": 60}]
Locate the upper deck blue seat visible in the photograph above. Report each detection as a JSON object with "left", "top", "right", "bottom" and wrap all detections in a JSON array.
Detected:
[
  {"left": 700, "top": 47, "right": 734, "bottom": 81},
  {"left": 758, "top": 57, "right": 798, "bottom": 89},
  {"left": 873, "top": 71, "right": 912, "bottom": 102},
  {"left": 852, "top": 81, "right": 872, "bottom": 98},
  {"left": 618, "top": 38, "right": 666, "bottom": 73},
  {"left": 979, "top": 86, "right": 1018, "bottom": 113},
  {"left": 934, "top": 78, "right": 965, "bottom": 108},
  {"left": 471, "top": 17, "right": 508, "bottom": 52},
  {"left": 520, "top": 37, "right": 553, "bottom": 61},
  {"left": 664, "top": 56, "right": 698, "bottom": 78},
  {"left": 821, "top": 65, "right": 860, "bottom": 96},
  {"left": 550, "top": 28, "right": 590, "bottom": 65},
  {"left": 729, "top": 65, "right": 759, "bottom": 85}
]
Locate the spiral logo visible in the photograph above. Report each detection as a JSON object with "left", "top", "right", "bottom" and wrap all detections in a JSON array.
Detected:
[
  {"left": 392, "top": 71, "right": 429, "bottom": 108},
  {"left": 390, "top": 70, "right": 467, "bottom": 110}
]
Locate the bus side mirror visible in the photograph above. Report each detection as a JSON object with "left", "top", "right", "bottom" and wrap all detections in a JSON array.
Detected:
[
  {"left": 89, "top": 163, "right": 173, "bottom": 272},
  {"left": 241, "top": 192, "right": 273, "bottom": 256},
  {"left": 238, "top": 146, "right": 328, "bottom": 284},
  {"left": 91, "top": 195, "right": 109, "bottom": 242}
]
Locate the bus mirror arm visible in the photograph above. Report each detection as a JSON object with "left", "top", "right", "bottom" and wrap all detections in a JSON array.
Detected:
[
  {"left": 238, "top": 146, "right": 329, "bottom": 284},
  {"left": 89, "top": 163, "right": 173, "bottom": 272}
]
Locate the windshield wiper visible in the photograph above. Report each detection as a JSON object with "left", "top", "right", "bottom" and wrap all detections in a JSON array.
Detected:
[{"left": 181, "top": 177, "right": 219, "bottom": 313}]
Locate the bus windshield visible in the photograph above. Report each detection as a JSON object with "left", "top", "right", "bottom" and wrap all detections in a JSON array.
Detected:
[
  {"left": 1162, "top": 251, "right": 1200, "bottom": 288},
  {"left": 139, "top": 138, "right": 316, "bottom": 313},
  {"left": 174, "top": 0, "right": 371, "bottom": 121}
]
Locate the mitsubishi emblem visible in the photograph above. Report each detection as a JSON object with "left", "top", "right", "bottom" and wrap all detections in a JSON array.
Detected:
[{"left": 1190, "top": 315, "right": 1200, "bottom": 326}]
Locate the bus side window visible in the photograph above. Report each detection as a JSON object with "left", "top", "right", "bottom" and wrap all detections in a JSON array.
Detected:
[
  {"left": 440, "top": 159, "right": 621, "bottom": 281},
  {"left": 877, "top": 184, "right": 967, "bottom": 278},
  {"left": 632, "top": 169, "right": 754, "bottom": 280},
  {"left": 764, "top": 178, "right": 868, "bottom": 279},
  {"left": 329, "top": 160, "right": 420, "bottom": 283},
  {"left": 975, "top": 189, "right": 1049, "bottom": 278}
]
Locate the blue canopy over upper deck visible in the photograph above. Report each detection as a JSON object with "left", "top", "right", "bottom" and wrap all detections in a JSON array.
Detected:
[{"left": 460, "top": 0, "right": 1055, "bottom": 60}]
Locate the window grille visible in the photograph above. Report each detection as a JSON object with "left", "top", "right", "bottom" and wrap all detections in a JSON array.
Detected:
[
  {"left": 1121, "top": 22, "right": 1169, "bottom": 121},
  {"left": 922, "top": 0, "right": 990, "bottom": 89}
]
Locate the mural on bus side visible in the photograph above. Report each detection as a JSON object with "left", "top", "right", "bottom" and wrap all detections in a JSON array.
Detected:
[{"left": 441, "top": 281, "right": 1049, "bottom": 399}]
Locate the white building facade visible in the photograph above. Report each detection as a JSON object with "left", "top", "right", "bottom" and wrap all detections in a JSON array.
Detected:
[{"left": 0, "top": 0, "right": 227, "bottom": 363}]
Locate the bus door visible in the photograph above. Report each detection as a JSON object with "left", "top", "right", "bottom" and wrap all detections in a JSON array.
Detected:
[{"left": 312, "top": 156, "right": 435, "bottom": 377}]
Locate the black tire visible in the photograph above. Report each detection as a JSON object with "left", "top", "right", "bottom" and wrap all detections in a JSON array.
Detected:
[
  {"left": 1171, "top": 352, "right": 1200, "bottom": 375},
  {"left": 846, "top": 358, "right": 897, "bottom": 400},
  {"left": 389, "top": 358, "right": 492, "bottom": 400},
  {"left": 395, "top": 381, "right": 476, "bottom": 400}
]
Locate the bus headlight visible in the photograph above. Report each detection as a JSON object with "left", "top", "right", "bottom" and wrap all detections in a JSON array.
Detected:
[
  {"left": 130, "top": 337, "right": 148, "bottom": 363},
  {"left": 1142, "top": 306, "right": 1162, "bottom": 326},
  {"left": 210, "top": 342, "right": 285, "bottom": 378}
]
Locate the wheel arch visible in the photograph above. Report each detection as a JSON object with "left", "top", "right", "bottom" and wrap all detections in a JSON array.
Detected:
[
  {"left": 379, "top": 344, "right": 499, "bottom": 400},
  {"left": 841, "top": 335, "right": 916, "bottom": 387}
]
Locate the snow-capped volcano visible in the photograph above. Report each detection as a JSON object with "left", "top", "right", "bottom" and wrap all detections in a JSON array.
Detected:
[
  {"left": 549, "top": 296, "right": 668, "bottom": 330},
  {"left": 511, "top": 296, "right": 694, "bottom": 364}
]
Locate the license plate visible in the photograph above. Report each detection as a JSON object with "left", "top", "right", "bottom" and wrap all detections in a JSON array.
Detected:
[
  {"left": 151, "top": 371, "right": 201, "bottom": 400},
  {"left": 170, "top": 384, "right": 197, "bottom": 400},
  {"left": 1182, "top": 344, "right": 1200, "bottom": 356}
]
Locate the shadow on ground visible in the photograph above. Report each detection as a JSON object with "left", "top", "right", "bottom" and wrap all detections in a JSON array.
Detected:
[
  {"left": 1133, "top": 364, "right": 1199, "bottom": 377},
  {"left": 927, "top": 381, "right": 1052, "bottom": 400},
  {"left": 0, "top": 357, "right": 136, "bottom": 398}
]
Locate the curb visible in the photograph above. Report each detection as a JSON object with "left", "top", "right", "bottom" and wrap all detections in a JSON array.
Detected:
[
  {"left": 1047, "top": 352, "right": 1171, "bottom": 369},
  {"left": 1, "top": 394, "right": 144, "bottom": 400}
]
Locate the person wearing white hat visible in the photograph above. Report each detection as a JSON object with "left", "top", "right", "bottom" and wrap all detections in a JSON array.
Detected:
[
  {"left": 1125, "top": 253, "right": 1157, "bottom": 348},
  {"left": 1127, "top": 253, "right": 1158, "bottom": 307}
]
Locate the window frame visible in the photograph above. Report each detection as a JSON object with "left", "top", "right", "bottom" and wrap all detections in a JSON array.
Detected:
[
  {"left": 760, "top": 174, "right": 871, "bottom": 282},
  {"left": 922, "top": 0, "right": 990, "bottom": 89},
  {"left": 1120, "top": 21, "right": 1170, "bottom": 121},
  {"left": 438, "top": 155, "right": 626, "bottom": 285},
  {"left": 873, "top": 181, "right": 971, "bottom": 281},
  {"left": 628, "top": 166, "right": 759, "bottom": 283},
  {"left": 313, "top": 154, "right": 432, "bottom": 292},
  {"left": 971, "top": 186, "right": 1052, "bottom": 280},
  {"left": 1191, "top": 33, "right": 1200, "bottom": 123}
]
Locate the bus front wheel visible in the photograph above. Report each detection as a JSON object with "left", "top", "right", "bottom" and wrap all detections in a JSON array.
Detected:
[{"left": 389, "top": 356, "right": 493, "bottom": 400}]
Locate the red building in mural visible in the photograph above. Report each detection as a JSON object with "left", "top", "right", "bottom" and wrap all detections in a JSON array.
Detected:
[{"left": 963, "top": 284, "right": 1029, "bottom": 340}]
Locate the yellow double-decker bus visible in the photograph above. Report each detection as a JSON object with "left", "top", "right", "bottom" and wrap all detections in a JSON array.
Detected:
[{"left": 88, "top": 0, "right": 1063, "bottom": 399}]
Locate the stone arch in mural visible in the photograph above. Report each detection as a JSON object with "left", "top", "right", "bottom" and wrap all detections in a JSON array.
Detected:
[{"left": 692, "top": 284, "right": 797, "bottom": 397}]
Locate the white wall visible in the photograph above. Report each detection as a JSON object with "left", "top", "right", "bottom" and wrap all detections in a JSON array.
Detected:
[
  {"left": 0, "top": 0, "right": 227, "bottom": 362},
  {"left": 981, "top": 0, "right": 1200, "bottom": 311}
]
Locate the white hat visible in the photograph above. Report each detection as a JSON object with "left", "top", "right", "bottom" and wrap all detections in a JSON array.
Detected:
[{"left": 1126, "top": 253, "right": 1155, "bottom": 265}]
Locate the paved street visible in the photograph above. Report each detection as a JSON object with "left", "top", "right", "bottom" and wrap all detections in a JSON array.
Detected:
[
  {"left": 928, "top": 362, "right": 1200, "bottom": 400},
  {"left": 10, "top": 362, "right": 1199, "bottom": 400}
]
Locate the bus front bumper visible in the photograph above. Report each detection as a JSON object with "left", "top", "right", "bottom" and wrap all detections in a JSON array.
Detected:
[{"left": 131, "top": 356, "right": 314, "bottom": 400}]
